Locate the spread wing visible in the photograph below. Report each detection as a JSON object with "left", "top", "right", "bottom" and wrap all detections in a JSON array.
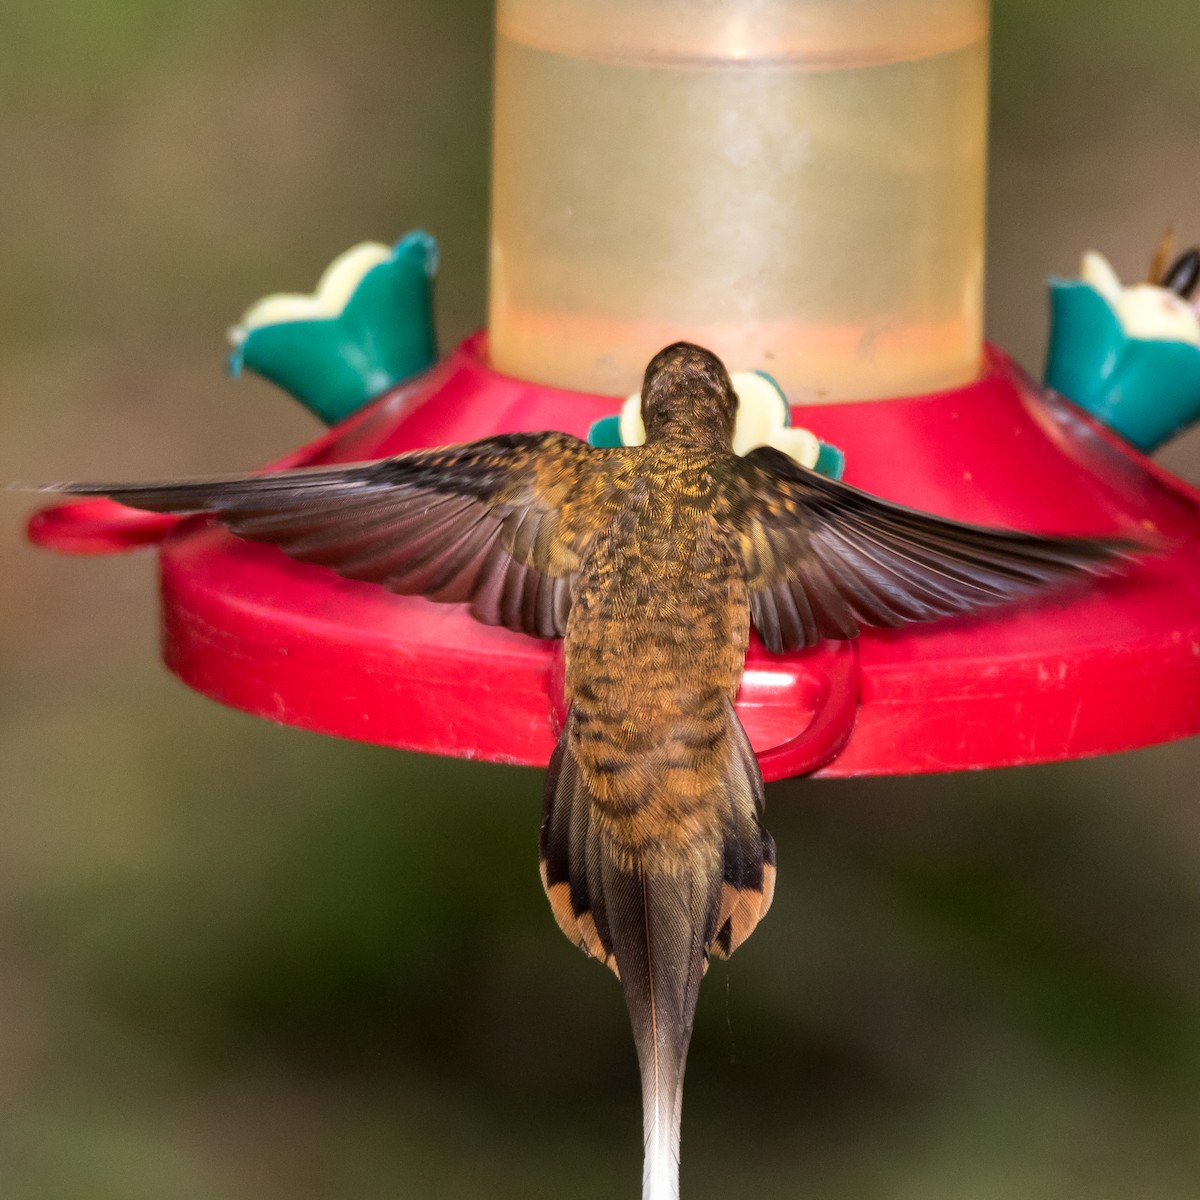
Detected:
[
  {"left": 720, "top": 446, "right": 1142, "bottom": 653},
  {"left": 43, "top": 432, "right": 606, "bottom": 639}
]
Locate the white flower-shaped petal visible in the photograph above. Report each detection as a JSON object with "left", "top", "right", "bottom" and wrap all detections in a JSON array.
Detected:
[
  {"left": 229, "top": 242, "right": 395, "bottom": 344},
  {"left": 1080, "top": 250, "right": 1124, "bottom": 305},
  {"left": 1080, "top": 251, "right": 1200, "bottom": 346},
  {"left": 619, "top": 371, "right": 820, "bottom": 467}
]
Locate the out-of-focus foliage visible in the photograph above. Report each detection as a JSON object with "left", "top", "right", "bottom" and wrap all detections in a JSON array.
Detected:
[{"left": 1, "top": 2, "right": 1199, "bottom": 1197}]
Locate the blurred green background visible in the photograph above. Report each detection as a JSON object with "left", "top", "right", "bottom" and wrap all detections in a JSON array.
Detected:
[{"left": 3, "top": 2, "right": 1200, "bottom": 1197}]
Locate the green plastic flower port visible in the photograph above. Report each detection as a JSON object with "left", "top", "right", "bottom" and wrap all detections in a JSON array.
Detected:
[
  {"left": 229, "top": 230, "right": 439, "bottom": 426},
  {"left": 1045, "top": 253, "right": 1200, "bottom": 452}
]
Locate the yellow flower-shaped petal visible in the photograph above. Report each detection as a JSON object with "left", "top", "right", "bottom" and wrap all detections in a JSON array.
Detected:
[
  {"left": 230, "top": 242, "right": 396, "bottom": 343},
  {"left": 1080, "top": 251, "right": 1200, "bottom": 346}
]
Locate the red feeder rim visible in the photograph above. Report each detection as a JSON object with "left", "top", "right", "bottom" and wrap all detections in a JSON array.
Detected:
[{"left": 28, "top": 334, "right": 1200, "bottom": 778}]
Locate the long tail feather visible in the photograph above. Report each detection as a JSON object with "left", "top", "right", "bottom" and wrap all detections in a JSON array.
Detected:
[
  {"left": 541, "top": 703, "right": 773, "bottom": 1200},
  {"left": 602, "top": 855, "right": 714, "bottom": 1200}
]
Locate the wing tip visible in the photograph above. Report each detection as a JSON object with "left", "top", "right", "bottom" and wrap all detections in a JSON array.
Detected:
[
  {"left": 9, "top": 480, "right": 85, "bottom": 495},
  {"left": 1062, "top": 531, "right": 1162, "bottom": 578},
  {"left": 1114, "top": 531, "right": 1169, "bottom": 562}
]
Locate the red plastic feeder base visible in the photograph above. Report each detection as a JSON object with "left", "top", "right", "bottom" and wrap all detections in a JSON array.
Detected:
[{"left": 29, "top": 334, "right": 1200, "bottom": 777}]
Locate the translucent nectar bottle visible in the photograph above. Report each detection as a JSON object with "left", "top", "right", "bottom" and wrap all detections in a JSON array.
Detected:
[{"left": 489, "top": 0, "right": 990, "bottom": 401}]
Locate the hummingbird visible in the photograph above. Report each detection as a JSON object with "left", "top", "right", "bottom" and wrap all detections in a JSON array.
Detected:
[{"left": 31, "top": 342, "right": 1139, "bottom": 1200}]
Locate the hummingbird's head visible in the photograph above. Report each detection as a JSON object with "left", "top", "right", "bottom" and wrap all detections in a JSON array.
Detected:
[{"left": 640, "top": 342, "right": 738, "bottom": 450}]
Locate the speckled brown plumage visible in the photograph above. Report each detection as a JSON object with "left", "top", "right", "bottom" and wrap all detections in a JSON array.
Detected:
[{"left": 42, "top": 341, "right": 1142, "bottom": 1200}]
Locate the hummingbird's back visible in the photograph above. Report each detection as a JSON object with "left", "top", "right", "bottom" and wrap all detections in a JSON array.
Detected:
[{"left": 562, "top": 445, "right": 751, "bottom": 865}]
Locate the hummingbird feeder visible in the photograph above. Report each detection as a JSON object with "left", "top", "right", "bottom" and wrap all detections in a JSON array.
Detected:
[{"left": 28, "top": 0, "right": 1200, "bottom": 778}]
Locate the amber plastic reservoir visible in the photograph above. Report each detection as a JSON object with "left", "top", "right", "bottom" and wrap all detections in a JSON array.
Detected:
[{"left": 488, "top": 0, "right": 990, "bottom": 401}]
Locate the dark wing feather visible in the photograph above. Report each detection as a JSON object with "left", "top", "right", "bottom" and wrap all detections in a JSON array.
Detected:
[
  {"left": 722, "top": 446, "right": 1144, "bottom": 653},
  {"left": 44, "top": 432, "right": 605, "bottom": 640}
]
